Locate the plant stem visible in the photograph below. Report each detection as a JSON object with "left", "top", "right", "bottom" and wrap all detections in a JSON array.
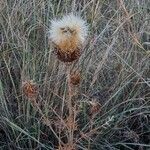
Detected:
[{"left": 67, "top": 65, "right": 74, "bottom": 146}]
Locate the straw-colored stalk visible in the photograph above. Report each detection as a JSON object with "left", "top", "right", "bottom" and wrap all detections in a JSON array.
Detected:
[{"left": 66, "top": 66, "right": 74, "bottom": 146}]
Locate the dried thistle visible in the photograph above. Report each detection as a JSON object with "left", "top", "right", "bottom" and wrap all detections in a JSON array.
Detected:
[
  {"left": 89, "top": 100, "right": 101, "bottom": 116},
  {"left": 54, "top": 46, "right": 81, "bottom": 62},
  {"left": 22, "top": 80, "right": 38, "bottom": 99},
  {"left": 70, "top": 70, "right": 81, "bottom": 86},
  {"left": 65, "top": 116, "right": 78, "bottom": 131},
  {"left": 53, "top": 118, "right": 66, "bottom": 132},
  {"left": 49, "top": 14, "right": 88, "bottom": 62}
]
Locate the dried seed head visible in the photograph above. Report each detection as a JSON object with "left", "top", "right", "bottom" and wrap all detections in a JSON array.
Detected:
[
  {"left": 70, "top": 70, "right": 81, "bottom": 86},
  {"left": 49, "top": 14, "right": 88, "bottom": 62},
  {"left": 65, "top": 116, "right": 78, "bottom": 130},
  {"left": 89, "top": 100, "right": 101, "bottom": 116},
  {"left": 55, "top": 45, "right": 81, "bottom": 62},
  {"left": 22, "top": 80, "right": 38, "bottom": 99},
  {"left": 53, "top": 118, "right": 65, "bottom": 132}
]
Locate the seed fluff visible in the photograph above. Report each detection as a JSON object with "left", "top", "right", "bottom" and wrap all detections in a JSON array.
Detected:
[{"left": 49, "top": 14, "right": 88, "bottom": 62}]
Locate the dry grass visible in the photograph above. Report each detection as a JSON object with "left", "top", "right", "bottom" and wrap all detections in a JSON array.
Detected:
[{"left": 0, "top": 0, "right": 150, "bottom": 150}]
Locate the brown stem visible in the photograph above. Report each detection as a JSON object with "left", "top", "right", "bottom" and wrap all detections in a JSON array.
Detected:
[{"left": 66, "top": 66, "right": 74, "bottom": 146}]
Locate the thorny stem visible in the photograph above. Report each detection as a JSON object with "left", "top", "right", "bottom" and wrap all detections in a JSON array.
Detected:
[{"left": 66, "top": 65, "right": 74, "bottom": 146}]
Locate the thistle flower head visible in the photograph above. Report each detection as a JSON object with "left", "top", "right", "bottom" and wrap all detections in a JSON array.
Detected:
[
  {"left": 89, "top": 100, "right": 101, "bottom": 117},
  {"left": 22, "top": 80, "right": 38, "bottom": 99},
  {"left": 49, "top": 14, "right": 88, "bottom": 62},
  {"left": 50, "top": 14, "right": 88, "bottom": 46},
  {"left": 69, "top": 70, "right": 81, "bottom": 86}
]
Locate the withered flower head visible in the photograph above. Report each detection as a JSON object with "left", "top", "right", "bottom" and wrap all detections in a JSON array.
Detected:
[
  {"left": 89, "top": 100, "right": 101, "bottom": 116},
  {"left": 49, "top": 14, "right": 88, "bottom": 62},
  {"left": 69, "top": 70, "right": 81, "bottom": 86},
  {"left": 22, "top": 80, "right": 38, "bottom": 99}
]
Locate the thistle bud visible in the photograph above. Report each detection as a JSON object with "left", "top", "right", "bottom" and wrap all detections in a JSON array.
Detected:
[
  {"left": 70, "top": 70, "right": 81, "bottom": 86},
  {"left": 22, "top": 80, "right": 38, "bottom": 99}
]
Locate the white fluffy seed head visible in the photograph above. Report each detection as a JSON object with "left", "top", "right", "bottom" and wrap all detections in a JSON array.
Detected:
[{"left": 49, "top": 14, "right": 88, "bottom": 46}]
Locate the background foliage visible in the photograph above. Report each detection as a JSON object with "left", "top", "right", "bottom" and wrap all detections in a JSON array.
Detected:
[{"left": 0, "top": 0, "right": 150, "bottom": 149}]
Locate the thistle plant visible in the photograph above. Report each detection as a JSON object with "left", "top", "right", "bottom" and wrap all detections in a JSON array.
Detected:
[
  {"left": 1, "top": 1, "right": 150, "bottom": 150},
  {"left": 22, "top": 80, "right": 38, "bottom": 99},
  {"left": 49, "top": 14, "right": 88, "bottom": 149}
]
